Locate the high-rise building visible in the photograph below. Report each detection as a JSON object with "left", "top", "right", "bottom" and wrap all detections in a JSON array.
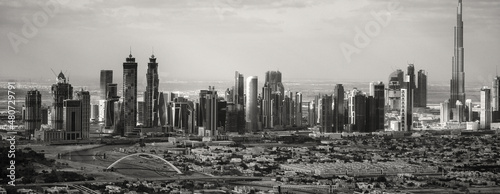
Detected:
[
  {"left": 401, "top": 75, "right": 413, "bottom": 131},
  {"left": 492, "top": 76, "right": 500, "bottom": 111},
  {"left": 261, "top": 71, "right": 284, "bottom": 128},
  {"left": 234, "top": 71, "right": 244, "bottom": 106},
  {"left": 295, "top": 92, "right": 303, "bottom": 126},
  {"left": 348, "top": 89, "right": 367, "bottom": 132},
  {"left": 198, "top": 87, "right": 219, "bottom": 136},
  {"left": 123, "top": 53, "right": 138, "bottom": 135},
  {"left": 450, "top": 0, "right": 466, "bottom": 110},
  {"left": 158, "top": 92, "right": 166, "bottom": 126},
  {"left": 387, "top": 69, "right": 404, "bottom": 110},
  {"left": 440, "top": 100, "right": 450, "bottom": 123},
  {"left": 246, "top": 76, "right": 258, "bottom": 132},
  {"left": 333, "top": 84, "right": 345, "bottom": 133},
  {"left": 365, "top": 82, "right": 385, "bottom": 132},
  {"left": 308, "top": 100, "right": 317, "bottom": 127},
  {"left": 465, "top": 99, "right": 473, "bottom": 122},
  {"left": 144, "top": 54, "right": 159, "bottom": 128},
  {"left": 480, "top": 87, "right": 491, "bottom": 129},
  {"left": 416, "top": 70, "right": 427, "bottom": 107},
  {"left": 51, "top": 72, "right": 73, "bottom": 130},
  {"left": 91, "top": 104, "right": 99, "bottom": 122},
  {"left": 63, "top": 100, "right": 81, "bottom": 140},
  {"left": 137, "top": 101, "right": 145, "bottom": 125},
  {"left": 105, "top": 83, "right": 119, "bottom": 128},
  {"left": 100, "top": 70, "right": 113, "bottom": 100},
  {"left": 41, "top": 107, "right": 48, "bottom": 125},
  {"left": 319, "top": 95, "right": 333, "bottom": 133},
  {"left": 75, "top": 89, "right": 90, "bottom": 139},
  {"left": 25, "top": 89, "right": 42, "bottom": 139}
]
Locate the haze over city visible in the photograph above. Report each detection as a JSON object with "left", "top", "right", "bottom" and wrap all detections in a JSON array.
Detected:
[{"left": 1, "top": 0, "right": 499, "bottom": 83}]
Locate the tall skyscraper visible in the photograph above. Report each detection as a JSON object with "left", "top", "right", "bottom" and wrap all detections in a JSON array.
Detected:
[
  {"left": 348, "top": 89, "right": 367, "bottom": 132},
  {"left": 198, "top": 87, "right": 219, "bottom": 136},
  {"left": 333, "top": 84, "right": 345, "bottom": 133},
  {"left": 246, "top": 76, "right": 258, "bottom": 132},
  {"left": 372, "top": 82, "right": 385, "bottom": 131},
  {"left": 465, "top": 99, "right": 473, "bottom": 122},
  {"left": 319, "top": 94, "right": 333, "bottom": 133},
  {"left": 51, "top": 72, "right": 73, "bottom": 130},
  {"left": 75, "top": 89, "right": 90, "bottom": 139},
  {"left": 105, "top": 83, "right": 119, "bottom": 128},
  {"left": 262, "top": 71, "right": 285, "bottom": 128},
  {"left": 450, "top": 0, "right": 466, "bottom": 110},
  {"left": 234, "top": 71, "right": 244, "bottom": 106},
  {"left": 308, "top": 100, "right": 317, "bottom": 127},
  {"left": 144, "top": 54, "right": 159, "bottom": 127},
  {"left": 401, "top": 75, "right": 413, "bottom": 131},
  {"left": 480, "top": 87, "right": 491, "bottom": 129},
  {"left": 123, "top": 53, "right": 138, "bottom": 135},
  {"left": 416, "top": 70, "right": 427, "bottom": 107},
  {"left": 100, "top": 70, "right": 113, "bottom": 100},
  {"left": 295, "top": 92, "right": 303, "bottom": 126},
  {"left": 25, "top": 89, "right": 42, "bottom": 139},
  {"left": 387, "top": 69, "right": 404, "bottom": 110},
  {"left": 63, "top": 100, "right": 81, "bottom": 140},
  {"left": 492, "top": 76, "right": 500, "bottom": 111}
]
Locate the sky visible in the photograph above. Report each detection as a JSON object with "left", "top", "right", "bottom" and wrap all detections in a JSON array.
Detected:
[{"left": 0, "top": 0, "right": 499, "bottom": 85}]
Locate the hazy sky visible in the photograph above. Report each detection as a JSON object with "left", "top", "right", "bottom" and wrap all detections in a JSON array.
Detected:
[{"left": 1, "top": 0, "right": 499, "bottom": 84}]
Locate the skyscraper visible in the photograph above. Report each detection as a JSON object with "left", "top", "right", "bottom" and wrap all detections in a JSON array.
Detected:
[
  {"left": 198, "top": 87, "right": 219, "bottom": 136},
  {"left": 333, "top": 84, "right": 345, "bottom": 133},
  {"left": 123, "top": 53, "right": 138, "bottom": 135},
  {"left": 480, "top": 87, "right": 491, "bottom": 129},
  {"left": 75, "top": 89, "right": 90, "bottom": 139},
  {"left": 105, "top": 83, "right": 119, "bottom": 128},
  {"left": 262, "top": 71, "right": 285, "bottom": 128},
  {"left": 63, "top": 100, "right": 81, "bottom": 140},
  {"left": 295, "top": 92, "right": 303, "bottom": 126},
  {"left": 416, "top": 70, "right": 427, "bottom": 107},
  {"left": 100, "top": 70, "right": 113, "bottom": 100},
  {"left": 25, "top": 89, "right": 42, "bottom": 139},
  {"left": 450, "top": 0, "right": 466, "bottom": 110},
  {"left": 492, "top": 76, "right": 500, "bottom": 122},
  {"left": 144, "top": 54, "right": 159, "bottom": 127},
  {"left": 319, "top": 94, "right": 333, "bottom": 133},
  {"left": 348, "top": 89, "right": 367, "bottom": 132},
  {"left": 234, "top": 71, "right": 244, "bottom": 106},
  {"left": 401, "top": 75, "right": 413, "bottom": 131},
  {"left": 372, "top": 82, "right": 385, "bottom": 131},
  {"left": 387, "top": 69, "right": 404, "bottom": 110},
  {"left": 51, "top": 72, "right": 73, "bottom": 130},
  {"left": 246, "top": 76, "right": 258, "bottom": 132}
]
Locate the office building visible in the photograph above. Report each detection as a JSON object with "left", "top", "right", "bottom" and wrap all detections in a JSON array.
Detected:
[
  {"left": 295, "top": 92, "right": 303, "bottom": 126},
  {"left": 387, "top": 69, "right": 404, "bottom": 110},
  {"left": 465, "top": 99, "right": 473, "bottom": 122},
  {"left": 246, "top": 76, "right": 258, "bottom": 132},
  {"left": 123, "top": 52, "right": 138, "bottom": 135},
  {"left": 144, "top": 54, "right": 159, "bottom": 128},
  {"left": 348, "top": 89, "right": 367, "bottom": 132},
  {"left": 415, "top": 70, "right": 427, "bottom": 107},
  {"left": 493, "top": 76, "right": 500, "bottom": 111},
  {"left": 372, "top": 82, "right": 385, "bottom": 131},
  {"left": 319, "top": 95, "right": 333, "bottom": 133},
  {"left": 401, "top": 75, "right": 412, "bottom": 131},
  {"left": 100, "top": 70, "right": 113, "bottom": 100},
  {"left": 234, "top": 71, "right": 244, "bottom": 106},
  {"left": 51, "top": 71, "right": 73, "bottom": 130},
  {"left": 25, "top": 89, "right": 42, "bottom": 139},
  {"left": 333, "top": 84, "right": 345, "bottom": 132},
  {"left": 63, "top": 100, "right": 81, "bottom": 140},
  {"left": 105, "top": 83, "right": 119, "bottom": 128},
  {"left": 137, "top": 101, "right": 145, "bottom": 125},
  {"left": 198, "top": 87, "right": 219, "bottom": 136},
  {"left": 480, "top": 87, "right": 491, "bottom": 129},
  {"left": 261, "top": 71, "right": 285, "bottom": 128},
  {"left": 75, "top": 89, "right": 90, "bottom": 139}
]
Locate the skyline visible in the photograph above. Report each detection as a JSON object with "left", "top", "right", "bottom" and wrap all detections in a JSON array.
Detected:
[{"left": 1, "top": 0, "right": 500, "bottom": 83}]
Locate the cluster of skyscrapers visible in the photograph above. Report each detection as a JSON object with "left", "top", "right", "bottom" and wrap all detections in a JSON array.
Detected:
[{"left": 24, "top": 72, "right": 91, "bottom": 141}]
